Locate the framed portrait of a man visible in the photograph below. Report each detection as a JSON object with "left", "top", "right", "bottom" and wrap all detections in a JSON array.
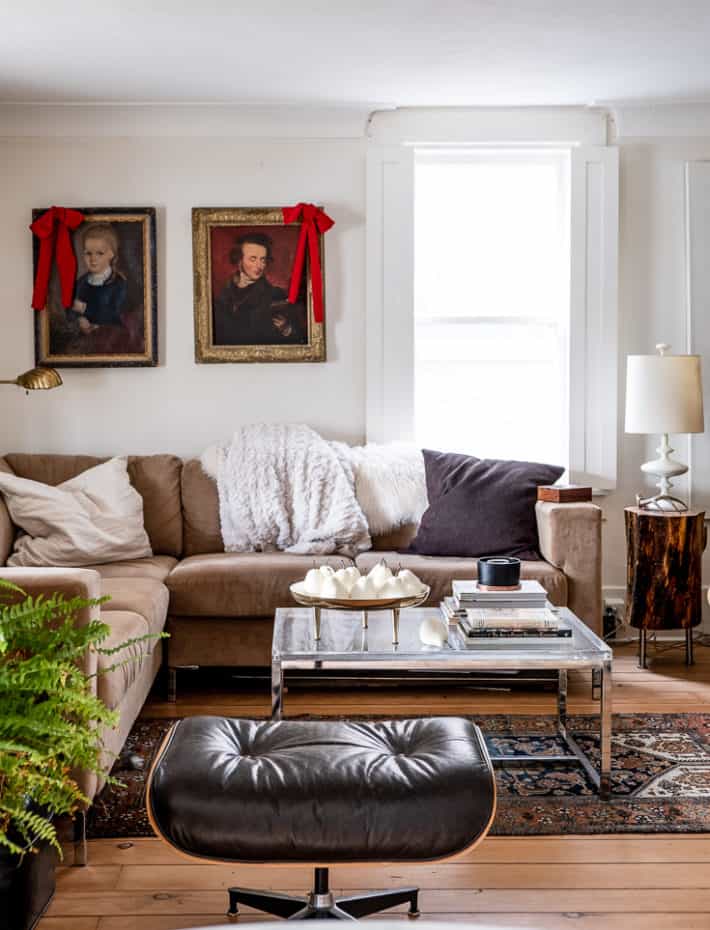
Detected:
[
  {"left": 192, "top": 207, "right": 326, "bottom": 363},
  {"left": 33, "top": 207, "right": 157, "bottom": 367}
]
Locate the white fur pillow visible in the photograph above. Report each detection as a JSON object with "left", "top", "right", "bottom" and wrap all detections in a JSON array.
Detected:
[{"left": 0, "top": 457, "right": 152, "bottom": 568}]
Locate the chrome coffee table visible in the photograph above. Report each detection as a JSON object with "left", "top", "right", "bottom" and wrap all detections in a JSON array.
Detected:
[{"left": 271, "top": 606, "right": 613, "bottom": 798}]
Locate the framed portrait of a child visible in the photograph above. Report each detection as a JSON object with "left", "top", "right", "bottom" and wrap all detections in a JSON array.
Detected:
[
  {"left": 192, "top": 207, "right": 326, "bottom": 363},
  {"left": 32, "top": 206, "right": 157, "bottom": 367}
]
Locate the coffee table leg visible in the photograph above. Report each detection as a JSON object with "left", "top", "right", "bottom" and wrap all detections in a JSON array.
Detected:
[
  {"left": 557, "top": 669, "right": 568, "bottom": 734},
  {"left": 271, "top": 656, "right": 283, "bottom": 721},
  {"left": 599, "top": 659, "right": 612, "bottom": 799}
]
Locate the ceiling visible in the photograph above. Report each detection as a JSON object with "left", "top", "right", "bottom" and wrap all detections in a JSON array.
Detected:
[{"left": 2, "top": 0, "right": 710, "bottom": 108}]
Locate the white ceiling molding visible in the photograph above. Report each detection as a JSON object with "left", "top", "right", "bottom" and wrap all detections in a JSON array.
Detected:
[
  {"left": 0, "top": 104, "right": 374, "bottom": 139},
  {"left": 367, "top": 107, "right": 608, "bottom": 146},
  {"left": 610, "top": 103, "right": 710, "bottom": 140}
]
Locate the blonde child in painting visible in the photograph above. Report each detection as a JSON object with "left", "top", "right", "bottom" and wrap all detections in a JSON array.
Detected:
[{"left": 71, "top": 223, "right": 128, "bottom": 334}]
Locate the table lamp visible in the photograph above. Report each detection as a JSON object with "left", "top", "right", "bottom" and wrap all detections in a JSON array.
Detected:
[
  {"left": 0, "top": 367, "right": 63, "bottom": 392},
  {"left": 624, "top": 344, "right": 704, "bottom": 511}
]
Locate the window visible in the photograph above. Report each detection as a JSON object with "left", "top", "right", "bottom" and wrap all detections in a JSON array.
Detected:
[
  {"left": 414, "top": 149, "right": 570, "bottom": 465},
  {"left": 366, "top": 109, "right": 619, "bottom": 488}
]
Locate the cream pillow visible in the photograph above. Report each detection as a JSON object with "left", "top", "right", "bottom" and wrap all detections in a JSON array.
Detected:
[{"left": 0, "top": 457, "right": 152, "bottom": 568}]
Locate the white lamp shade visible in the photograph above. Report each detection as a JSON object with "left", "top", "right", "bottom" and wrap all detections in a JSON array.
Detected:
[{"left": 625, "top": 354, "right": 704, "bottom": 434}]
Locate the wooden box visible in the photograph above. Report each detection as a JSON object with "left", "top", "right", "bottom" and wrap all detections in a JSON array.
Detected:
[{"left": 537, "top": 485, "right": 593, "bottom": 503}]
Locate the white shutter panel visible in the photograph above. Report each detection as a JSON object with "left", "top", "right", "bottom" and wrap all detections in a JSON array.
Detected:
[
  {"left": 569, "top": 146, "right": 619, "bottom": 489},
  {"left": 366, "top": 144, "right": 415, "bottom": 443},
  {"left": 686, "top": 161, "right": 710, "bottom": 510}
]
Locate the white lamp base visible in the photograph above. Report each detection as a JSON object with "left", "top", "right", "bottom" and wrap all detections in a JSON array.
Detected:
[{"left": 637, "top": 433, "right": 689, "bottom": 511}]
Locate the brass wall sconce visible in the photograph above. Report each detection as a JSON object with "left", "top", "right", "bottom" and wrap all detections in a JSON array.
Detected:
[{"left": 0, "top": 367, "right": 63, "bottom": 392}]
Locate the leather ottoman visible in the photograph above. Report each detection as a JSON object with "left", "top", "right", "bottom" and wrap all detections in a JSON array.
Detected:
[{"left": 147, "top": 716, "right": 496, "bottom": 920}]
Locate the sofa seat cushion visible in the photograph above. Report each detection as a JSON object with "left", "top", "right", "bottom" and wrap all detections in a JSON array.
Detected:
[
  {"left": 167, "top": 553, "right": 355, "bottom": 618},
  {"left": 97, "top": 609, "right": 161, "bottom": 710},
  {"left": 355, "top": 551, "right": 568, "bottom": 608},
  {"left": 100, "top": 578, "right": 170, "bottom": 636},
  {"left": 87, "top": 555, "right": 177, "bottom": 582}
]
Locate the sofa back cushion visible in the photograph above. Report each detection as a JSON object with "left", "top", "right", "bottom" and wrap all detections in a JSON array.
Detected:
[
  {"left": 181, "top": 457, "right": 419, "bottom": 556},
  {"left": 2, "top": 453, "right": 183, "bottom": 557},
  {"left": 181, "top": 459, "right": 223, "bottom": 556}
]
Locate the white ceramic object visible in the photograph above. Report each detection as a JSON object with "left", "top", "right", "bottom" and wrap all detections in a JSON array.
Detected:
[
  {"left": 321, "top": 576, "right": 349, "bottom": 599},
  {"left": 380, "top": 576, "right": 408, "bottom": 599},
  {"left": 345, "top": 566, "right": 361, "bottom": 586},
  {"left": 319, "top": 564, "right": 335, "bottom": 578},
  {"left": 303, "top": 568, "right": 324, "bottom": 596},
  {"left": 368, "top": 562, "right": 393, "bottom": 591},
  {"left": 419, "top": 616, "right": 448, "bottom": 647},
  {"left": 397, "top": 569, "right": 426, "bottom": 596},
  {"left": 351, "top": 575, "right": 376, "bottom": 599},
  {"left": 334, "top": 567, "right": 354, "bottom": 592}
]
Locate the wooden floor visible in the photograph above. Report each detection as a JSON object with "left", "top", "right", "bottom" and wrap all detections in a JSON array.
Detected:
[{"left": 40, "top": 639, "right": 710, "bottom": 930}]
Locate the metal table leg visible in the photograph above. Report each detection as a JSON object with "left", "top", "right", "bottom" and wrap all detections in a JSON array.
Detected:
[
  {"left": 557, "top": 668, "right": 568, "bottom": 735},
  {"left": 686, "top": 628, "right": 695, "bottom": 666},
  {"left": 271, "top": 656, "right": 283, "bottom": 721},
  {"left": 599, "top": 658, "right": 612, "bottom": 800},
  {"left": 592, "top": 667, "right": 602, "bottom": 701},
  {"left": 392, "top": 607, "right": 400, "bottom": 645},
  {"left": 639, "top": 628, "right": 647, "bottom": 669}
]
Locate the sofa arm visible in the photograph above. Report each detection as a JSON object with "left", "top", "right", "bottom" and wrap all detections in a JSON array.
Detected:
[
  {"left": 535, "top": 501, "right": 603, "bottom": 636},
  {"left": 0, "top": 457, "right": 14, "bottom": 566},
  {"left": 0, "top": 567, "right": 103, "bottom": 680}
]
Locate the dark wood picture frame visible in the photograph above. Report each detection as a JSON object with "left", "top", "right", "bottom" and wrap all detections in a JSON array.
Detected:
[
  {"left": 192, "top": 207, "right": 325, "bottom": 363},
  {"left": 33, "top": 206, "right": 157, "bottom": 368}
]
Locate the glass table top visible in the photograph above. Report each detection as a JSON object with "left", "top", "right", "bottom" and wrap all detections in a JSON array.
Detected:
[{"left": 273, "top": 606, "right": 612, "bottom": 670}]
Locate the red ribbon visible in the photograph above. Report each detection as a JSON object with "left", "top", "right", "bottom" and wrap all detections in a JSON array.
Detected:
[
  {"left": 282, "top": 203, "right": 334, "bottom": 323},
  {"left": 29, "top": 206, "right": 85, "bottom": 310}
]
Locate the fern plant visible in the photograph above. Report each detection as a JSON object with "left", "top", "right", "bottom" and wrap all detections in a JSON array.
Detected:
[{"left": 0, "top": 578, "right": 156, "bottom": 859}]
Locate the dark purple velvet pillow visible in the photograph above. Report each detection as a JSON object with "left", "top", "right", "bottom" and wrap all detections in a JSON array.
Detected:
[{"left": 409, "top": 450, "right": 564, "bottom": 560}]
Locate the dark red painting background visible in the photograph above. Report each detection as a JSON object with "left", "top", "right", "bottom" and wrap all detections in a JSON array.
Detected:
[{"left": 210, "top": 225, "right": 302, "bottom": 299}]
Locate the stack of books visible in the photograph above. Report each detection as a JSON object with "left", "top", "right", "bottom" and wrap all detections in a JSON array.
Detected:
[
  {"left": 441, "top": 580, "right": 571, "bottom": 645},
  {"left": 452, "top": 579, "right": 548, "bottom": 608}
]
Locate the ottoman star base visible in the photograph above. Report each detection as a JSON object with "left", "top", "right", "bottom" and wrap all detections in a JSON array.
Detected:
[{"left": 227, "top": 867, "right": 419, "bottom": 920}]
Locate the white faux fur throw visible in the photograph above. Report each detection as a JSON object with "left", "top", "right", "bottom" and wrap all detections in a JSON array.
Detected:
[
  {"left": 332, "top": 441, "right": 428, "bottom": 536},
  {"left": 201, "top": 424, "right": 371, "bottom": 556},
  {"left": 202, "top": 429, "right": 428, "bottom": 551}
]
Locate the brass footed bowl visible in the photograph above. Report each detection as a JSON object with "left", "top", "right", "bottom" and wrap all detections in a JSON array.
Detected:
[{"left": 289, "top": 584, "right": 430, "bottom": 612}]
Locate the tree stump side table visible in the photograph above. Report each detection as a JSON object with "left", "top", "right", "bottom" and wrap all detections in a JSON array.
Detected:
[{"left": 625, "top": 507, "right": 706, "bottom": 667}]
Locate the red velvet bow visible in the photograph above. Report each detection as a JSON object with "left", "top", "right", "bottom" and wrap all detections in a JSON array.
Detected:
[
  {"left": 29, "top": 206, "right": 85, "bottom": 310},
  {"left": 282, "top": 203, "right": 334, "bottom": 323}
]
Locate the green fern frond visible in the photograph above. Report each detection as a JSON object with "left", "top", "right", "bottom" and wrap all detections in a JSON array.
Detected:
[{"left": 0, "top": 578, "right": 163, "bottom": 858}]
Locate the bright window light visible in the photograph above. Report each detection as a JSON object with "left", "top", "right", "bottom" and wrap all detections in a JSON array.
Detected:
[{"left": 414, "top": 149, "right": 570, "bottom": 467}]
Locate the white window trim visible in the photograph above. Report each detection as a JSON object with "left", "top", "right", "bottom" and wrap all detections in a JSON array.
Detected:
[
  {"left": 686, "top": 161, "right": 710, "bottom": 512},
  {"left": 366, "top": 108, "right": 619, "bottom": 489},
  {"left": 569, "top": 145, "right": 620, "bottom": 489}
]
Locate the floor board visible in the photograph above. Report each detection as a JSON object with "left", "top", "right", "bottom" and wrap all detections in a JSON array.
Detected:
[{"left": 41, "top": 640, "right": 710, "bottom": 928}]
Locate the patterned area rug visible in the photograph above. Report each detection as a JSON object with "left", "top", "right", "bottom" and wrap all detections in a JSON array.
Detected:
[{"left": 88, "top": 713, "right": 710, "bottom": 838}]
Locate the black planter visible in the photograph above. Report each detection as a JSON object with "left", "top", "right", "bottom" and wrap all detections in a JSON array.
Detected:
[{"left": 0, "top": 841, "right": 58, "bottom": 930}]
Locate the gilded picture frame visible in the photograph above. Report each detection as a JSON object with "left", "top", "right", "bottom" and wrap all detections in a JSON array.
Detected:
[
  {"left": 33, "top": 206, "right": 157, "bottom": 368},
  {"left": 192, "top": 207, "right": 326, "bottom": 363}
]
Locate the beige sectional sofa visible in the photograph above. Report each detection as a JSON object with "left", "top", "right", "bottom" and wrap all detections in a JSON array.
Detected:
[{"left": 0, "top": 452, "right": 602, "bottom": 804}]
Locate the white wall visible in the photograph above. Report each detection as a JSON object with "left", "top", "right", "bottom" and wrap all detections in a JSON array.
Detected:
[
  {"left": 601, "top": 131, "right": 710, "bottom": 599},
  {"left": 0, "top": 111, "right": 367, "bottom": 457},
  {"left": 2, "top": 104, "right": 710, "bottom": 599}
]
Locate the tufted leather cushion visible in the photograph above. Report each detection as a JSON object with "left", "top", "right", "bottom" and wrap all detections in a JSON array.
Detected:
[{"left": 148, "top": 716, "right": 495, "bottom": 863}]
